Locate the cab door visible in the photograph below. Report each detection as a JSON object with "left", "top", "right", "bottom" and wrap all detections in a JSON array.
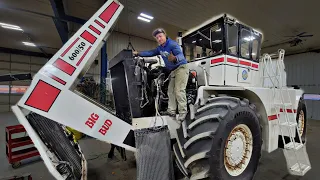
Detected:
[{"left": 237, "top": 25, "right": 252, "bottom": 83}]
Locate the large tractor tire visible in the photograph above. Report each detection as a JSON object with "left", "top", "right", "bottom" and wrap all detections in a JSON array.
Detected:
[
  {"left": 296, "top": 98, "right": 307, "bottom": 143},
  {"left": 174, "top": 96, "right": 262, "bottom": 180}
]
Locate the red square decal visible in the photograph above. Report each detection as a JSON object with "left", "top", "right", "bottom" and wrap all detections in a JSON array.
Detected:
[
  {"left": 81, "top": 31, "right": 97, "bottom": 44},
  {"left": 99, "top": 2, "right": 120, "bottom": 23},
  {"left": 25, "top": 80, "right": 61, "bottom": 112}
]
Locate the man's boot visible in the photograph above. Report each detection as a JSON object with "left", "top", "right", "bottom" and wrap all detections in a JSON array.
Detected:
[{"left": 162, "top": 111, "right": 176, "bottom": 117}]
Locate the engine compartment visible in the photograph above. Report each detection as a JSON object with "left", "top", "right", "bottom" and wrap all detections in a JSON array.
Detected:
[{"left": 109, "top": 50, "right": 198, "bottom": 121}]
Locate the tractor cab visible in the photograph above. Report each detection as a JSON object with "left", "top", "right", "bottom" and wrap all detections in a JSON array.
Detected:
[{"left": 182, "top": 15, "right": 263, "bottom": 87}]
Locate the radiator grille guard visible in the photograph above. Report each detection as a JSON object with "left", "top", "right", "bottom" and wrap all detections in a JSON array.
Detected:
[
  {"left": 135, "top": 126, "right": 174, "bottom": 180},
  {"left": 27, "top": 113, "right": 83, "bottom": 180}
]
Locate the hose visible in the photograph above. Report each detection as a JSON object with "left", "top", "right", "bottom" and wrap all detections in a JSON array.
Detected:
[{"left": 152, "top": 73, "right": 166, "bottom": 129}]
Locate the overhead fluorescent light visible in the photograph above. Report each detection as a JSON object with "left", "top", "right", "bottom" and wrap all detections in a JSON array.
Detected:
[
  {"left": 244, "top": 36, "right": 255, "bottom": 41},
  {"left": 215, "top": 28, "right": 221, "bottom": 32},
  {"left": 192, "top": 40, "right": 196, "bottom": 43},
  {"left": 0, "top": 22, "right": 23, "bottom": 31},
  {"left": 0, "top": 22, "right": 20, "bottom": 28},
  {"left": 137, "top": 16, "right": 151, "bottom": 22},
  {"left": 2, "top": 25, "right": 23, "bottom": 31},
  {"left": 212, "top": 40, "right": 222, "bottom": 43},
  {"left": 22, "top": 42, "right": 36, "bottom": 47},
  {"left": 199, "top": 38, "right": 202, "bottom": 41},
  {"left": 140, "top": 13, "right": 154, "bottom": 20}
]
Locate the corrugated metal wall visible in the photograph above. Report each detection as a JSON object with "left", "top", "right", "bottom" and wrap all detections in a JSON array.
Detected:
[
  {"left": 0, "top": 53, "right": 46, "bottom": 112},
  {"left": 284, "top": 52, "right": 320, "bottom": 120},
  {"left": 0, "top": 32, "right": 156, "bottom": 112},
  {"left": 106, "top": 31, "right": 157, "bottom": 60}
]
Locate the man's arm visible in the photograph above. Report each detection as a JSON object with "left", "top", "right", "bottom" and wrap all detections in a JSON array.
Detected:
[
  {"left": 170, "top": 42, "right": 185, "bottom": 62},
  {"left": 137, "top": 48, "right": 160, "bottom": 57}
]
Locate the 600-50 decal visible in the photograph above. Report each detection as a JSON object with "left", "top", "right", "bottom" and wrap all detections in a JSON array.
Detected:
[{"left": 69, "top": 42, "right": 86, "bottom": 61}]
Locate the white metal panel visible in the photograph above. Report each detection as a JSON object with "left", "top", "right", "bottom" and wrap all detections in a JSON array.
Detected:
[
  {"left": 188, "top": 58, "right": 211, "bottom": 86},
  {"left": 237, "top": 58, "right": 252, "bottom": 83},
  {"left": 209, "top": 55, "right": 225, "bottom": 85}
]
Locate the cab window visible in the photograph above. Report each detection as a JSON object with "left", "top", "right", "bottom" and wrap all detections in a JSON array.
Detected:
[
  {"left": 251, "top": 31, "right": 261, "bottom": 61},
  {"left": 182, "top": 23, "right": 223, "bottom": 61},
  {"left": 240, "top": 29, "right": 251, "bottom": 59},
  {"left": 227, "top": 24, "right": 238, "bottom": 56}
]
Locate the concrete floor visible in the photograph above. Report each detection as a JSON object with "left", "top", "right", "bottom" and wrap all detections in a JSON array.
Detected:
[{"left": 0, "top": 111, "right": 319, "bottom": 180}]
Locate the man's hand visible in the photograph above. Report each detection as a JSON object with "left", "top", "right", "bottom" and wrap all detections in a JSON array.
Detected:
[
  {"left": 133, "top": 51, "right": 139, "bottom": 55},
  {"left": 168, "top": 52, "right": 176, "bottom": 62}
]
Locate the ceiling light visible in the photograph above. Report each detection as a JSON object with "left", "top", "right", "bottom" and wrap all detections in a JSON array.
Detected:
[
  {"left": 215, "top": 28, "right": 221, "bottom": 32},
  {"left": 192, "top": 40, "right": 196, "bottom": 43},
  {"left": 140, "top": 13, "right": 154, "bottom": 20},
  {"left": 2, "top": 25, "right": 23, "bottom": 31},
  {"left": 212, "top": 40, "right": 222, "bottom": 43},
  {"left": 0, "top": 22, "right": 20, "bottom": 29},
  {"left": 0, "top": 22, "right": 23, "bottom": 31},
  {"left": 199, "top": 38, "right": 202, "bottom": 41},
  {"left": 137, "top": 16, "right": 151, "bottom": 22},
  {"left": 22, "top": 42, "right": 36, "bottom": 47}
]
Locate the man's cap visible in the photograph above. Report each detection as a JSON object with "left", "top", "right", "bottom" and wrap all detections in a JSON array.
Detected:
[{"left": 152, "top": 28, "right": 166, "bottom": 37}]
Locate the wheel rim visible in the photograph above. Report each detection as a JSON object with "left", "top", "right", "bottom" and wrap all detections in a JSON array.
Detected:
[
  {"left": 224, "top": 124, "right": 253, "bottom": 176},
  {"left": 298, "top": 110, "right": 305, "bottom": 137}
]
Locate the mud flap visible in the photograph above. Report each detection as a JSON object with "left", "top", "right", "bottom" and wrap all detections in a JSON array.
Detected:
[{"left": 135, "top": 126, "right": 174, "bottom": 180}]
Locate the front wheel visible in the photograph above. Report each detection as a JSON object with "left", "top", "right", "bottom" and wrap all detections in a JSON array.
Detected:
[{"left": 174, "top": 96, "right": 262, "bottom": 180}]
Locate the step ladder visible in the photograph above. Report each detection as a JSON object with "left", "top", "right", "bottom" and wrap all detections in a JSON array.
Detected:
[{"left": 262, "top": 49, "right": 311, "bottom": 176}]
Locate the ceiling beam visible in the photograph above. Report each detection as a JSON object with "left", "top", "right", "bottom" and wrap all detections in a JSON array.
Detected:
[
  {"left": 0, "top": 47, "right": 53, "bottom": 58},
  {"left": 49, "top": 0, "right": 69, "bottom": 44}
]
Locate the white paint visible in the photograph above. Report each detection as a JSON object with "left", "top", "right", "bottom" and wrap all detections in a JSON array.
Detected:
[{"left": 132, "top": 116, "right": 180, "bottom": 139}]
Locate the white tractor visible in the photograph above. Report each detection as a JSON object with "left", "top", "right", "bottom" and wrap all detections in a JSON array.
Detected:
[{"left": 11, "top": 1, "right": 311, "bottom": 180}]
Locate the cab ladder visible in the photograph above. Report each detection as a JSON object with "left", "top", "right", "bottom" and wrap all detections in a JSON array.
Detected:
[{"left": 262, "top": 49, "right": 311, "bottom": 176}]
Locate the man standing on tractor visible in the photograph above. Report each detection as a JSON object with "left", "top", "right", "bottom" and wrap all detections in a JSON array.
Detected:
[{"left": 133, "top": 28, "right": 189, "bottom": 121}]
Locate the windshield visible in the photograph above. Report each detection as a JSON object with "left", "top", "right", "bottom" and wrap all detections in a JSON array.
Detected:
[{"left": 183, "top": 22, "right": 223, "bottom": 61}]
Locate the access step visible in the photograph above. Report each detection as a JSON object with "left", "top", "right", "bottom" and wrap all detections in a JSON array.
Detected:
[
  {"left": 290, "top": 163, "right": 311, "bottom": 176},
  {"left": 284, "top": 142, "right": 304, "bottom": 150},
  {"left": 280, "top": 122, "right": 297, "bottom": 127}
]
